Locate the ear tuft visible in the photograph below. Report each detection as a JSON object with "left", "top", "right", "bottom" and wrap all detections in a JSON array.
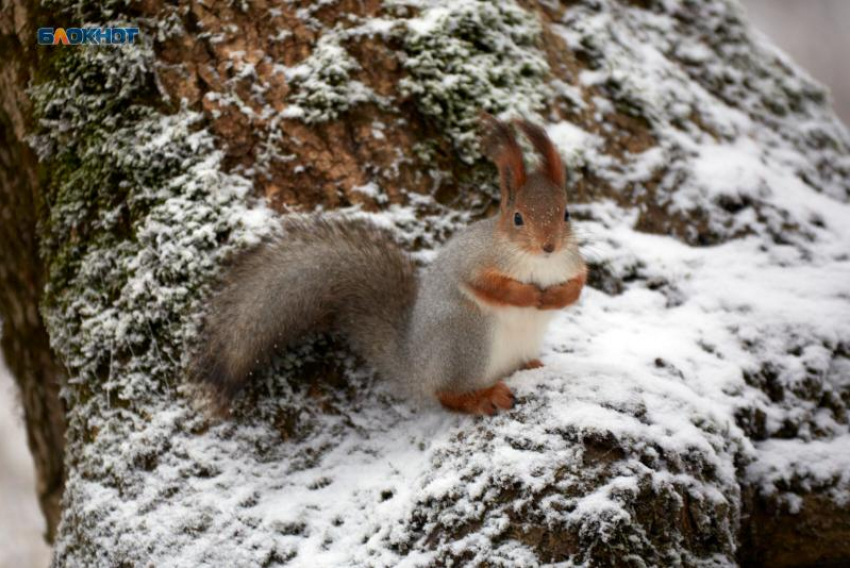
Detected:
[
  {"left": 514, "top": 119, "right": 565, "bottom": 187},
  {"left": 480, "top": 113, "right": 526, "bottom": 204}
]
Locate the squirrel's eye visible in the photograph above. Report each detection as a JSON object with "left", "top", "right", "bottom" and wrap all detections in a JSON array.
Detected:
[
  {"left": 564, "top": 208, "right": 571, "bottom": 222},
  {"left": 514, "top": 212, "right": 524, "bottom": 226}
]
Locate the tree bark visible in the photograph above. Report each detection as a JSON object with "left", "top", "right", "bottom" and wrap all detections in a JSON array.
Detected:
[{"left": 0, "top": 0, "right": 66, "bottom": 541}]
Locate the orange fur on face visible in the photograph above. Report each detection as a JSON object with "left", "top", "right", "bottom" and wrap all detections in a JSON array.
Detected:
[
  {"left": 495, "top": 170, "right": 572, "bottom": 256},
  {"left": 467, "top": 267, "right": 541, "bottom": 308},
  {"left": 437, "top": 381, "right": 515, "bottom": 415}
]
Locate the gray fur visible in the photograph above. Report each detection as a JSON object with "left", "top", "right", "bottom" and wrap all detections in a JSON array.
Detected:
[
  {"left": 193, "top": 216, "right": 417, "bottom": 405},
  {"left": 408, "top": 217, "right": 583, "bottom": 394},
  {"left": 194, "top": 118, "right": 586, "bottom": 407},
  {"left": 194, "top": 214, "right": 583, "bottom": 405}
]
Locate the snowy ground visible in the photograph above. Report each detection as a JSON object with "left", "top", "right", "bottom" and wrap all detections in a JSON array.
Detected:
[
  {"left": 0, "top": 354, "right": 51, "bottom": 568},
  {"left": 120, "top": 195, "right": 849, "bottom": 567}
]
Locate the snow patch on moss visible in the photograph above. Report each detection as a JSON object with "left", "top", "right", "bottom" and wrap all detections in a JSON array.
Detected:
[
  {"left": 283, "top": 35, "right": 383, "bottom": 124},
  {"left": 29, "top": 22, "right": 275, "bottom": 563},
  {"left": 396, "top": 0, "right": 551, "bottom": 162},
  {"left": 31, "top": 43, "right": 272, "bottom": 406},
  {"left": 279, "top": 0, "right": 550, "bottom": 165}
]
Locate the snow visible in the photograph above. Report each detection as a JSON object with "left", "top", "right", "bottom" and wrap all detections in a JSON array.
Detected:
[
  {"left": 0, "top": 352, "right": 52, "bottom": 568},
  {"left": 284, "top": 35, "right": 380, "bottom": 123},
  {"left": 546, "top": 121, "right": 601, "bottom": 169},
  {"left": 747, "top": 436, "right": 850, "bottom": 504},
  {"left": 352, "top": 182, "right": 382, "bottom": 199},
  {"left": 404, "top": 6, "right": 450, "bottom": 36},
  {"left": 23, "top": 0, "right": 850, "bottom": 565},
  {"left": 49, "top": 182, "right": 850, "bottom": 563},
  {"left": 395, "top": 0, "right": 551, "bottom": 162}
]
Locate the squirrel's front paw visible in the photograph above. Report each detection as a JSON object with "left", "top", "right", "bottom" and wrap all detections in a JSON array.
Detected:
[
  {"left": 538, "top": 270, "right": 587, "bottom": 310},
  {"left": 437, "top": 381, "right": 515, "bottom": 416}
]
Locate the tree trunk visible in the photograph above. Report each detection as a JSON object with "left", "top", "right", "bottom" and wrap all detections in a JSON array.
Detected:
[
  {"left": 0, "top": 0, "right": 66, "bottom": 541},
  {"left": 2, "top": 0, "right": 850, "bottom": 565}
]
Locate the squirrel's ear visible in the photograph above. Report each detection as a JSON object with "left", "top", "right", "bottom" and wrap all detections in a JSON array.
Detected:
[
  {"left": 514, "top": 119, "right": 565, "bottom": 188},
  {"left": 480, "top": 112, "right": 526, "bottom": 205}
]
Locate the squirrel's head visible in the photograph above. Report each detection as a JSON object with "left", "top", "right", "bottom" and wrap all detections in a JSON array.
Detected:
[{"left": 481, "top": 114, "right": 575, "bottom": 257}]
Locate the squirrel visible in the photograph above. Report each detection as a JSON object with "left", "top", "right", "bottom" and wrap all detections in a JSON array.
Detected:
[{"left": 192, "top": 115, "right": 587, "bottom": 416}]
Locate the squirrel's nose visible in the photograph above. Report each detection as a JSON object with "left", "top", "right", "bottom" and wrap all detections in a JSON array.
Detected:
[{"left": 542, "top": 243, "right": 555, "bottom": 254}]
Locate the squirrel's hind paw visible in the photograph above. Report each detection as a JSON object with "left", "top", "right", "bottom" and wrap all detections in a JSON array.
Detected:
[{"left": 437, "top": 381, "right": 515, "bottom": 416}]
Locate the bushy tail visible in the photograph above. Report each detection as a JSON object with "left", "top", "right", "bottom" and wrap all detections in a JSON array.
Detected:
[{"left": 192, "top": 216, "right": 417, "bottom": 408}]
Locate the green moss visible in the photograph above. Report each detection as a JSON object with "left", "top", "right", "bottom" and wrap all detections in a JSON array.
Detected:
[
  {"left": 286, "top": 35, "right": 381, "bottom": 124},
  {"left": 30, "top": 19, "right": 267, "bottom": 416},
  {"left": 396, "top": 0, "right": 551, "bottom": 163}
]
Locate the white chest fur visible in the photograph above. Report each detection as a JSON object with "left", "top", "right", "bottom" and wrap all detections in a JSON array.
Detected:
[
  {"left": 510, "top": 248, "right": 584, "bottom": 288},
  {"left": 480, "top": 249, "right": 583, "bottom": 381},
  {"left": 483, "top": 307, "right": 554, "bottom": 380}
]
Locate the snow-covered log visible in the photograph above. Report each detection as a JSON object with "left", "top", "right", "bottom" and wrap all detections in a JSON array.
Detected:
[{"left": 1, "top": 0, "right": 849, "bottom": 566}]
